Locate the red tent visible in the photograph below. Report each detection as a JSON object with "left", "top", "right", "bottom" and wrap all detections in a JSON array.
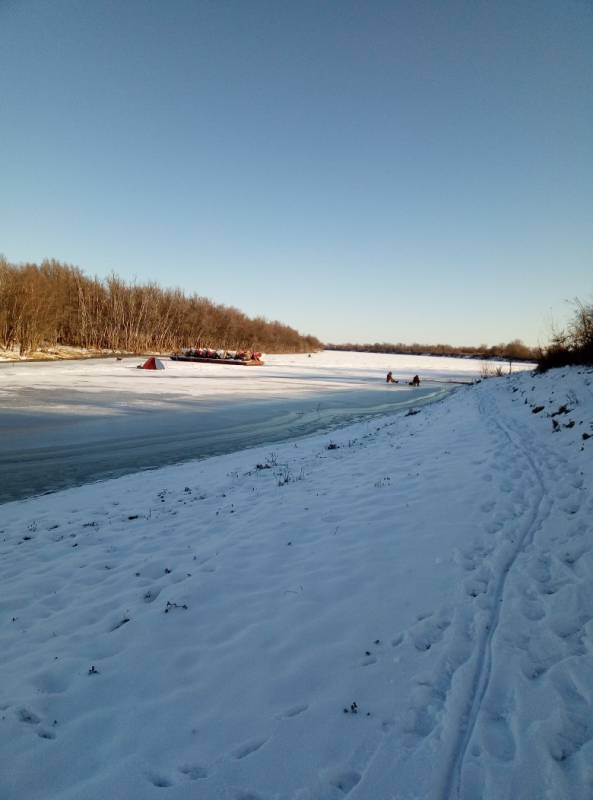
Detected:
[{"left": 138, "top": 357, "right": 165, "bottom": 370}]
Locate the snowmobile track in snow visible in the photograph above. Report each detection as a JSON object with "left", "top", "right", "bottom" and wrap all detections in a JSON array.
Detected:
[{"left": 441, "top": 391, "right": 548, "bottom": 799}]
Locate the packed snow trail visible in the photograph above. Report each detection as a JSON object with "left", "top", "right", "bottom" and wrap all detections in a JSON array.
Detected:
[
  {"left": 460, "top": 376, "right": 593, "bottom": 800},
  {"left": 441, "top": 388, "right": 549, "bottom": 799},
  {"left": 1, "top": 364, "right": 591, "bottom": 800}
]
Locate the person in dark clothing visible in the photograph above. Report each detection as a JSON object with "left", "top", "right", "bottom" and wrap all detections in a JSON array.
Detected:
[
  {"left": 386, "top": 371, "right": 396, "bottom": 383},
  {"left": 410, "top": 374, "right": 420, "bottom": 386}
]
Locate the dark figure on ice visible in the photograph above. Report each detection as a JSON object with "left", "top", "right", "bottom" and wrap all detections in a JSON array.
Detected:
[
  {"left": 386, "top": 371, "right": 396, "bottom": 383},
  {"left": 410, "top": 375, "right": 420, "bottom": 387}
]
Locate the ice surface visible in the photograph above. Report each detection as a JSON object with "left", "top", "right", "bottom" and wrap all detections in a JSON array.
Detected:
[{"left": 0, "top": 352, "right": 520, "bottom": 502}]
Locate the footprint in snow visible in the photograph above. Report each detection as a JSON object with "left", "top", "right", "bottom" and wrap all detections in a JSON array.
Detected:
[
  {"left": 146, "top": 771, "right": 173, "bottom": 788},
  {"left": 519, "top": 653, "right": 550, "bottom": 682},
  {"left": 143, "top": 586, "right": 161, "bottom": 603},
  {"left": 485, "top": 520, "right": 503, "bottom": 535},
  {"left": 520, "top": 597, "right": 546, "bottom": 621},
  {"left": 465, "top": 577, "right": 489, "bottom": 599},
  {"left": 561, "top": 499, "right": 581, "bottom": 515},
  {"left": 178, "top": 764, "right": 208, "bottom": 780},
  {"left": 410, "top": 613, "right": 451, "bottom": 652},
  {"left": 480, "top": 714, "right": 516, "bottom": 762},
  {"left": 233, "top": 737, "right": 268, "bottom": 760},
  {"left": 17, "top": 707, "right": 40, "bottom": 725},
  {"left": 323, "top": 767, "right": 361, "bottom": 795},
  {"left": 278, "top": 703, "right": 308, "bottom": 719}
]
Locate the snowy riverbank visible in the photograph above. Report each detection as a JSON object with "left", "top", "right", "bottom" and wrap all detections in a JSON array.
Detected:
[
  {"left": 1, "top": 364, "right": 592, "bottom": 799},
  {"left": 0, "top": 345, "right": 132, "bottom": 363}
]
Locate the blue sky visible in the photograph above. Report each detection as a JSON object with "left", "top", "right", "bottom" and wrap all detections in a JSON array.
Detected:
[{"left": 1, "top": 0, "right": 591, "bottom": 346}]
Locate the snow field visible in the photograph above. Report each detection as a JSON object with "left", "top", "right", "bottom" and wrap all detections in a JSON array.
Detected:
[{"left": 1, "top": 364, "right": 592, "bottom": 799}]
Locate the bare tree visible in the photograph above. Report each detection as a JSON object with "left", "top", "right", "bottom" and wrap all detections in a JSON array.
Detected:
[{"left": 0, "top": 258, "right": 323, "bottom": 356}]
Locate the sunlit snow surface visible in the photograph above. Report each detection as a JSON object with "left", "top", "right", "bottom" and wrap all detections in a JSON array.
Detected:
[
  {"left": 0, "top": 352, "right": 532, "bottom": 502},
  {"left": 2, "top": 356, "right": 592, "bottom": 800},
  {"left": 0, "top": 350, "right": 528, "bottom": 410}
]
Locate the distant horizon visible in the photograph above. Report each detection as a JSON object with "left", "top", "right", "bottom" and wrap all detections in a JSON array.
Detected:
[
  {"left": 1, "top": 1, "right": 591, "bottom": 348},
  {"left": 322, "top": 342, "right": 536, "bottom": 355}
]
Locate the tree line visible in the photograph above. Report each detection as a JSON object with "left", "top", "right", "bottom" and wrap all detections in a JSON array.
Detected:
[
  {"left": 0, "top": 258, "right": 322, "bottom": 356},
  {"left": 326, "top": 339, "right": 537, "bottom": 361}
]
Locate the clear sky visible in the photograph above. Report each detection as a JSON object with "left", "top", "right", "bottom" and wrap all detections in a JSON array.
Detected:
[{"left": 1, "top": 0, "right": 591, "bottom": 347}]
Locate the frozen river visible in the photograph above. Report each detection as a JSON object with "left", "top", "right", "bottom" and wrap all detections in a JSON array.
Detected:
[{"left": 0, "top": 351, "right": 522, "bottom": 503}]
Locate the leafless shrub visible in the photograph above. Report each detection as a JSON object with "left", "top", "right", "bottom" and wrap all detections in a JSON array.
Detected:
[
  {"left": 275, "top": 465, "right": 305, "bottom": 486},
  {"left": 480, "top": 361, "right": 505, "bottom": 378},
  {"left": 537, "top": 299, "right": 593, "bottom": 371}
]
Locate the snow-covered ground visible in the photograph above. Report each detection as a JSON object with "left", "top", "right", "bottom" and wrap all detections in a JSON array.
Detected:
[{"left": 1, "top": 359, "right": 592, "bottom": 800}]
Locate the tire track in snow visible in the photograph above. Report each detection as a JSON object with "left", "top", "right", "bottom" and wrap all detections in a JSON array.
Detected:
[{"left": 440, "top": 390, "right": 548, "bottom": 799}]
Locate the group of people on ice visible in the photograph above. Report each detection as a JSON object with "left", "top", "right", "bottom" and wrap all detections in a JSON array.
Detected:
[{"left": 386, "top": 371, "right": 420, "bottom": 386}]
